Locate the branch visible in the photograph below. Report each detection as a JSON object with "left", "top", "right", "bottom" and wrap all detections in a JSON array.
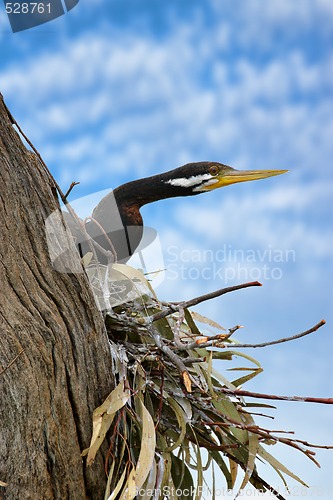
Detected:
[
  {"left": 64, "top": 181, "right": 80, "bottom": 199},
  {"left": 289, "top": 437, "right": 333, "bottom": 450},
  {"left": 173, "top": 320, "right": 326, "bottom": 352},
  {"left": 148, "top": 326, "right": 193, "bottom": 392},
  {"left": 228, "top": 320, "right": 326, "bottom": 348},
  {"left": 218, "top": 387, "right": 333, "bottom": 405},
  {"left": 84, "top": 216, "right": 117, "bottom": 262},
  {"left": 149, "top": 281, "right": 262, "bottom": 323}
]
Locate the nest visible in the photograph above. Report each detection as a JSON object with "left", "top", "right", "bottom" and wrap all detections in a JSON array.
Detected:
[{"left": 79, "top": 262, "right": 327, "bottom": 500}]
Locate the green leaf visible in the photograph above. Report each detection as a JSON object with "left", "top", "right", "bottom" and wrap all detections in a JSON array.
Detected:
[
  {"left": 83, "top": 381, "right": 131, "bottom": 465},
  {"left": 258, "top": 445, "right": 308, "bottom": 487},
  {"left": 112, "top": 263, "right": 158, "bottom": 298},
  {"left": 104, "top": 460, "right": 115, "bottom": 500},
  {"left": 109, "top": 466, "right": 128, "bottom": 500},
  {"left": 226, "top": 350, "right": 262, "bottom": 368},
  {"left": 230, "top": 367, "right": 263, "bottom": 387},
  {"left": 184, "top": 308, "right": 201, "bottom": 336},
  {"left": 208, "top": 450, "right": 233, "bottom": 489},
  {"left": 118, "top": 466, "right": 137, "bottom": 500},
  {"left": 134, "top": 399, "right": 157, "bottom": 490},
  {"left": 171, "top": 454, "right": 194, "bottom": 500},
  {"left": 164, "top": 398, "right": 188, "bottom": 452},
  {"left": 236, "top": 412, "right": 259, "bottom": 493},
  {"left": 190, "top": 311, "right": 225, "bottom": 331}
]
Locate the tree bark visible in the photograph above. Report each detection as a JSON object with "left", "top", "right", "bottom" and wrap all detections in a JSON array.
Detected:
[{"left": 0, "top": 94, "right": 114, "bottom": 499}]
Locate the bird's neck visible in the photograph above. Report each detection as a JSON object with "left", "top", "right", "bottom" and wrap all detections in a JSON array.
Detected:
[{"left": 113, "top": 172, "right": 195, "bottom": 211}]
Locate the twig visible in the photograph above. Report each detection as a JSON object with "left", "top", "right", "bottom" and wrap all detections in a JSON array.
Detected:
[
  {"left": 217, "top": 420, "right": 322, "bottom": 466},
  {"left": 205, "top": 414, "right": 333, "bottom": 466},
  {"left": 0, "top": 349, "right": 25, "bottom": 376},
  {"left": 290, "top": 437, "right": 333, "bottom": 450},
  {"left": 155, "top": 362, "right": 165, "bottom": 430},
  {"left": 173, "top": 307, "right": 186, "bottom": 348},
  {"left": 227, "top": 320, "right": 326, "bottom": 348},
  {"left": 218, "top": 387, "right": 333, "bottom": 405},
  {"left": 172, "top": 319, "right": 326, "bottom": 351},
  {"left": 183, "top": 357, "right": 207, "bottom": 365},
  {"left": 84, "top": 216, "right": 117, "bottom": 263},
  {"left": 240, "top": 409, "right": 275, "bottom": 419},
  {"left": 149, "top": 281, "right": 262, "bottom": 323},
  {"left": 225, "top": 324, "right": 243, "bottom": 339},
  {"left": 207, "top": 421, "right": 294, "bottom": 435},
  {"left": 178, "top": 281, "right": 262, "bottom": 309},
  {"left": 150, "top": 327, "right": 188, "bottom": 373},
  {"left": 174, "top": 334, "right": 227, "bottom": 351},
  {"left": 149, "top": 326, "right": 194, "bottom": 391},
  {"left": 193, "top": 408, "right": 287, "bottom": 500},
  {"left": 64, "top": 181, "right": 80, "bottom": 199}
]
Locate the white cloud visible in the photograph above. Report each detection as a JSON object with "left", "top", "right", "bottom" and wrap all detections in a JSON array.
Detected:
[
  {"left": 2, "top": 16, "right": 331, "bottom": 282},
  {"left": 212, "top": 0, "right": 333, "bottom": 45},
  {"left": 177, "top": 178, "right": 333, "bottom": 258},
  {"left": 1, "top": 12, "right": 333, "bottom": 188},
  {"left": 1, "top": 0, "right": 332, "bottom": 272},
  {"left": 1, "top": 4, "right": 331, "bottom": 290}
]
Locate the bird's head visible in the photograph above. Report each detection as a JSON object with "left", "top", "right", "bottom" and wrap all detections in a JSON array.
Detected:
[{"left": 163, "top": 162, "right": 288, "bottom": 195}]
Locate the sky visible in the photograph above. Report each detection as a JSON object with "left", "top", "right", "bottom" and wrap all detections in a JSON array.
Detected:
[{"left": 1, "top": 0, "right": 333, "bottom": 496}]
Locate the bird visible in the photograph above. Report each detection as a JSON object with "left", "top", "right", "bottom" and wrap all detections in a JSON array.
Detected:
[{"left": 64, "top": 162, "right": 287, "bottom": 265}]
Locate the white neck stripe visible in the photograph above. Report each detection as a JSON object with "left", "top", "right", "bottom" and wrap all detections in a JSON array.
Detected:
[{"left": 165, "top": 174, "right": 212, "bottom": 188}]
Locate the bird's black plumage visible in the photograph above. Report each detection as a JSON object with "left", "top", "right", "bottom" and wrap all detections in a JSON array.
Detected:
[{"left": 64, "top": 161, "right": 286, "bottom": 264}]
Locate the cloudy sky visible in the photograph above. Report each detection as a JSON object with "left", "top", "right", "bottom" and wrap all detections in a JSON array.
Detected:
[{"left": 1, "top": 0, "right": 333, "bottom": 496}]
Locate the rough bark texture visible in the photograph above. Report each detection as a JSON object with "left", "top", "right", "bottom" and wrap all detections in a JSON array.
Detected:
[{"left": 0, "top": 94, "right": 114, "bottom": 499}]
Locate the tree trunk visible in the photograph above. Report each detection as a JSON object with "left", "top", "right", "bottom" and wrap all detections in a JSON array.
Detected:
[{"left": 0, "top": 94, "right": 114, "bottom": 499}]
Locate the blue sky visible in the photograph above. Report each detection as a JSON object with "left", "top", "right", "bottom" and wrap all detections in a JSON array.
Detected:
[{"left": 1, "top": 0, "right": 333, "bottom": 495}]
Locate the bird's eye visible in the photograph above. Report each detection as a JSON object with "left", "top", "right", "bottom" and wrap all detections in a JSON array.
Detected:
[{"left": 209, "top": 165, "right": 219, "bottom": 176}]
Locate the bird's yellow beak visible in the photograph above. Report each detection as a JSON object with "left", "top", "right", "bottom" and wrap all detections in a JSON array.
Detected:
[{"left": 206, "top": 168, "right": 288, "bottom": 190}]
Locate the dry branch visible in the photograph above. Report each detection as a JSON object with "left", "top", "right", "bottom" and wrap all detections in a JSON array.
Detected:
[
  {"left": 219, "top": 387, "right": 333, "bottom": 405},
  {"left": 150, "top": 281, "right": 262, "bottom": 322},
  {"left": 228, "top": 319, "right": 326, "bottom": 348}
]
